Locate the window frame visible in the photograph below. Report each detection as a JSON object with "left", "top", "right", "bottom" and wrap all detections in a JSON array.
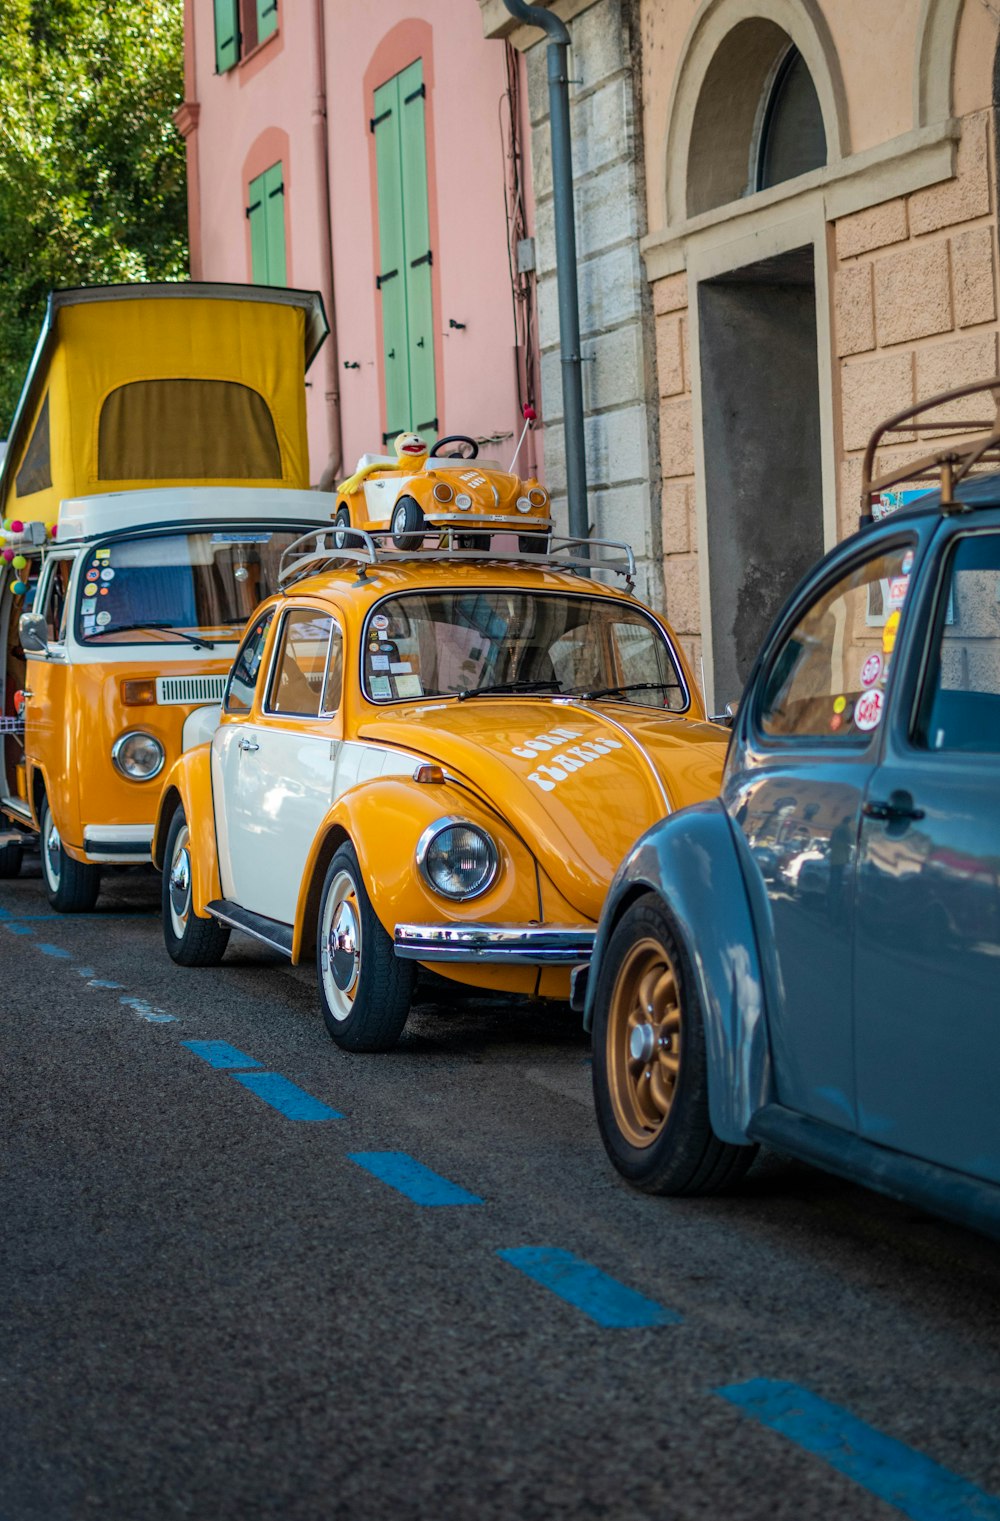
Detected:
[
  {"left": 750, "top": 42, "right": 827, "bottom": 195},
  {"left": 751, "top": 531, "right": 918, "bottom": 752},
  {"left": 909, "top": 525, "right": 1000, "bottom": 755},
  {"left": 223, "top": 608, "right": 275, "bottom": 715},
  {"left": 262, "top": 604, "right": 343, "bottom": 721}
]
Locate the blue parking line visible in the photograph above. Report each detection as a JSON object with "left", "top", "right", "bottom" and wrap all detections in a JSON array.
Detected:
[
  {"left": 37, "top": 943, "right": 72, "bottom": 958},
  {"left": 230, "top": 1071, "right": 343, "bottom": 1121},
  {"left": 348, "top": 1151, "right": 483, "bottom": 1205},
  {"left": 182, "top": 1040, "right": 262, "bottom": 1070},
  {"left": 718, "top": 1380, "right": 1000, "bottom": 1521},
  {"left": 498, "top": 1247, "right": 681, "bottom": 1328},
  {"left": 4, "top": 923, "right": 33, "bottom": 935}
]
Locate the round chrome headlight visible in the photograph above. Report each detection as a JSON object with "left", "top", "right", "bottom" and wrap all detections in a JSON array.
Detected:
[
  {"left": 417, "top": 817, "right": 499, "bottom": 900},
  {"left": 454, "top": 493, "right": 473, "bottom": 510},
  {"left": 516, "top": 496, "right": 533, "bottom": 514},
  {"left": 528, "top": 487, "right": 548, "bottom": 508},
  {"left": 432, "top": 482, "right": 454, "bottom": 503},
  {"left": 112, "top": 730, "right": 165, "bottom": 781}
]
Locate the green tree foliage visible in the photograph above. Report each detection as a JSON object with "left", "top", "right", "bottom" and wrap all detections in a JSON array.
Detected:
[{"left": 0, "top": 0, "right": 187, "bottom": 432}]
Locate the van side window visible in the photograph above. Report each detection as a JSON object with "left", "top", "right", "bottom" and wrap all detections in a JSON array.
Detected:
[
  {"left": 224, "top": 610, "right": 274, "bottom": 714},
  {"left": 39, "top": 558, "right": 75, "bottom": 642}
]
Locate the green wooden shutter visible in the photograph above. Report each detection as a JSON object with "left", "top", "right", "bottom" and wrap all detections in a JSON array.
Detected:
[
  {"left": 256, "top": 0, "right": 278, "bottom": 45},
  {"left": 398, "top": 60, "right": 437, "bottom": 443},
  {"left": 373, "top": 77, "right": 410, "bottom": 442},
  {"left": 248, "top": 162, "right": 286, "bottom": 286},
  {"left": 214, "top": 0, "right": 239, "bottom": 72}
]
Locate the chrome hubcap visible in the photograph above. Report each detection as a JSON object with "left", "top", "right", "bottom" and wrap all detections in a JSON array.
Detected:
[
  {"left": 44, "top": 816, "right": 62, "bottom": 888},
  {"left": 629, "top": 1023, "right": 657, "bottom": 1063},
  {"left": 330, "top": 900, "right": 359, "bottom": 990},
  {"left": 320, "top": 868, "right": 362, "bottom": 1021}
]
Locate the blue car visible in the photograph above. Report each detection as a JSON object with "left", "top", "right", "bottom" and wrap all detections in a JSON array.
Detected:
[{"left": 581, "top": 381, "right": 1000, "bottom": 1240}]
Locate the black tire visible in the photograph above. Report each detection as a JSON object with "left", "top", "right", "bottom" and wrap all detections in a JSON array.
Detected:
[
  {"left": 40, "top": 798, "right": 101, "bottom": 913},
  {"left": 316, "top": 841, "right": 414, "bottom": 1051},
  {"left": 390, "top": 495, "right": 426, "bottom": 551},
  {"left": 591, "top": 893, "right": 757, "bottom": 1195},
  {"left": 518, "top": 532, "right": 550, "bottom": 555},
  {"left": 455, "top": 532, "right": 490, "bottom": 551},
  {"left": 333, "top": 504, "right": 352, "bottom": 550},
  {"left": 0, "top": 838, "right": 23, "bottom": 878},
  {"left": 162, "top": 806, "right": 231, "bottom": 967}
]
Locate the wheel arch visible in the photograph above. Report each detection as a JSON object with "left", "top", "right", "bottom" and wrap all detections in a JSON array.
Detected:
[
  {"left": 150, "top": 746, "right": 221, "bottom": 916},
  {"left": 294, "top": 820, "right": 351, "bottom": 964},
  {"left": 585, "top": 800, "right": 772, "bottom": 1144}
]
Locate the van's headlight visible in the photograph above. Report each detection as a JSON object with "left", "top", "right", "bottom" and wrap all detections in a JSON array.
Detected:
[
  {"left": 112, "top": 730, "right": 165, "bottom": 781},
  {"left": 417, "top": 818, "right": 499, "bottom": 900}
]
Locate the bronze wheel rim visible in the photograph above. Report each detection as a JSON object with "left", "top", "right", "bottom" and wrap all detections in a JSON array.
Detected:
[{"left": 606, "top": 937, "right": 682, "bottom": 1148}]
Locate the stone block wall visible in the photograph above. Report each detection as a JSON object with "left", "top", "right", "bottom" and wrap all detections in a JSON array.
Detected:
[
  {"left": 650, "top": 271, "right": 702, "bottom": 675},
  {"left": 526, "top": 0, "right": 660, "bottom": 601},
  {"left": 834, "top": 109, "right": 999, "bottom": 524}
]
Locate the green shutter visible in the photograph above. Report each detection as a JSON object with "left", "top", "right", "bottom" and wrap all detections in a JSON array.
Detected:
[
  {"left": 398, "top": 60, "right": 436, "bottom": 443},
  {"left": 256, "top": 0, "right": 278, "bottom": 44},
  {"left": 373, "top": 77, "right": 410, "bottom": 441},
  {"left": 248, "top": 162, "right": 285, "bottom": 286},
  {"left": 214, "top": 0, "right": 239, "bottom": 72}
]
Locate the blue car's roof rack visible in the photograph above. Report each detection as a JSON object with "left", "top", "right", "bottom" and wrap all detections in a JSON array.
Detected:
[{"left": 861, "top": 376, "right": 1000, "bottom": 526}]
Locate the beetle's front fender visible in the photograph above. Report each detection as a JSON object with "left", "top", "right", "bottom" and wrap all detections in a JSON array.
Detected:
[
  {"left": 291, "top": 776, "right": 541, "bottom": 963},
  {"left": 151, "top": 745, "right": 221, "bottom": 918},
  {"left": 584, "top": 799, "right": 771, "bottom": 1144}
]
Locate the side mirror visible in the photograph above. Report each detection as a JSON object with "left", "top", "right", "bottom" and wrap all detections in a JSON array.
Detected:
[
  {"left": 709, "top": 699, "right": 740, "bottom": 727},
  {"left": 19, "top": 612, "right": 49, "bottom": 655}
]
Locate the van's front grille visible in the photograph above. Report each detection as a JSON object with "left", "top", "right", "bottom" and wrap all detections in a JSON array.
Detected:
[{"left": 155, "top": 675, "right": 227, "bottom": 706}]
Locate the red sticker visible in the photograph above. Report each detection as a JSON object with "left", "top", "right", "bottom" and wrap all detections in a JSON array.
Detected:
[
  {"left": 855, "top": 689, "right": 884, "bottom": 731},
  {"left": 860, "top": 653, "right": 882, "bottom": 688}
]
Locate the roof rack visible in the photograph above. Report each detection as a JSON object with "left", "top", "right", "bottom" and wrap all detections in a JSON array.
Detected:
[
  {"left": 861, "top": 376, "right": 1000, "bottom": 522},
  {"left": 277, "top": 526, "right": 637, "bottom": 592}
]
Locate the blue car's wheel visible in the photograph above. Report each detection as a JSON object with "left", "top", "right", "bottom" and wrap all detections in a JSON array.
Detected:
[{"left": 591, "top": 894, "right": 757, "bottom": 1195}]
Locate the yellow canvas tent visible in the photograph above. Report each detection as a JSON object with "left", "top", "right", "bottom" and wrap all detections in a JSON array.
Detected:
[{"left": 0, "top": 283, "right": 328, "bottom": 529}]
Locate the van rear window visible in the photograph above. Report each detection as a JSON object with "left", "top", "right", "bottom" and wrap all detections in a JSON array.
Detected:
[{"left": 98, "top": 379, "right": 282, "bottom": 481}]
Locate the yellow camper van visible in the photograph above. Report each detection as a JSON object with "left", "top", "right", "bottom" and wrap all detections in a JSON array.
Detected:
[{"left": 0, "top": 282, "right": 332, "bottom": 909}]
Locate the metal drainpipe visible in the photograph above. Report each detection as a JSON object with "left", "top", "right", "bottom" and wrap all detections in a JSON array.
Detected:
[
  {"left": 313, "top": 0, "right": 343, "bottom": 489},
  {"left": 501, "top": 0, "right": 589, "bottom": 552}
]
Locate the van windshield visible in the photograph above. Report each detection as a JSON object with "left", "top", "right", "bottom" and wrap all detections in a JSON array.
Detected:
[{"left": 74, "top": 529, "right": 306, "bottom": 645}]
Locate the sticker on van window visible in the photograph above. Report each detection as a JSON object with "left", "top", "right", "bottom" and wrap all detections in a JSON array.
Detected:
[
  {"left": 96, "top": 611, "right": 111, "bottom": 626},
  {"left": 211, "top": 532, "right": 272, "bottom": 543},
  {"left": 855, "top": 689, "right": 884, "bottom": 731},
  {"left": 100, "top": 568, "right": 114, "bottom": 582},
  {"left": 95, "top": 549, "right": 111, "bottom": 560},
  {"left": 860, "top": 653, "right": 882, "bottom": 687},
  {"left": 83, "top": 584, "right": 97, "bottom": 598}
]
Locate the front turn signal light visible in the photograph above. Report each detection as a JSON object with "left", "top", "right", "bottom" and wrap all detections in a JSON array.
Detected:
[{"left": 121, "top": 679, "right": 157, "bottom": 706}]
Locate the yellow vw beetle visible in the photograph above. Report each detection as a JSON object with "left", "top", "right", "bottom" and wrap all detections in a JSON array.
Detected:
[{"left": 154, "top": 531, "right": 728, "bottom": 1051}]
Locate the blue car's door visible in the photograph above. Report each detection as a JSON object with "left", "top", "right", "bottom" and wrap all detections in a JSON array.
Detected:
[
  {"left": 725, "top": 530, "right": 920, "bottom": 1131},
  {"left": 854, "top": 520, "right": 1000, "bottom": 1182}
]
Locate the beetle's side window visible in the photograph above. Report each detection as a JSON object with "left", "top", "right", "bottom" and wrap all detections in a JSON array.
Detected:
[
  {"left": 266, "top": 608, "right": 335, "bottom": 718},
  {"left": 224, "top": 610, "right": 274, "bottom": 714},
  {"left": 916, "top": 532, "right": 1000, "bottom": 752},
  {"left": 759, "top": 542, "right": 914, "bottom": 741}
]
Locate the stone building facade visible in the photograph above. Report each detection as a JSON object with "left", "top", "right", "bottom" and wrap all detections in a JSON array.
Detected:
[{"left": 484, "top": 0, "right": 1000, "bottom": 706}]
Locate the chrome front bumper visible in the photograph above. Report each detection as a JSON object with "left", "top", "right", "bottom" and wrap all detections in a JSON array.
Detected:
[{"left": 394, "top": 922, "right": 595, "bottom": 964}]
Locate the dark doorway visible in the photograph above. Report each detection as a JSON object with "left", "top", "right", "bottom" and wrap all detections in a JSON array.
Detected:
[{"left": 698, "top": 245, "right": 824, "bottom": 706}]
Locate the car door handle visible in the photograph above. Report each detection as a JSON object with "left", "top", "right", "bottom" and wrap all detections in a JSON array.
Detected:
[
  {"left": 237, "top": 737, "right": 259, "bottom": 753},
  {"left": 863, "top": 790, "right": 925, "bottom": 823}
]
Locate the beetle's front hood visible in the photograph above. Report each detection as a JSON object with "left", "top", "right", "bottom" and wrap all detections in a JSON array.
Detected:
[{"left": 357, "top": 699, "right": 728, "bottom": 919}]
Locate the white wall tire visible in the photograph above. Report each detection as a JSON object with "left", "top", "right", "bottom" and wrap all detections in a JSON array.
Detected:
[
  {"left": 40, "top": 799, "right": 100, "bottom": 913},
  {"left": 317, "top": 842, "right": 413, "bottom": 1051},
  {"left": 161, "top": 807, "right": 230, "bottom": 967}
]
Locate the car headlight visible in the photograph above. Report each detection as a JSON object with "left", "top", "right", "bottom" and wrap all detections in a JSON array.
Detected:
[
  {"left": 454, "top": 493, "right": 473, "bottom": 510},
  {"left": 417, "top": 817, "right": 499, "bottom": 900},
  {"left": 112, "top": 730, "right": 165, "bottom": 781},
  {"left": 516, "top": 496, "right": 533, "bottom": 514},
  {"left": 432, "top": 482, "right": 454, "bottom": 503},
  {"left": 528, "top": 487, "right": 548, "bottom": 508}
]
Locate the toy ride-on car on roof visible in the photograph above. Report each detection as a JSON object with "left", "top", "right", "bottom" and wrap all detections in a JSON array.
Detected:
[
  {"left": 155, "top": 528, "right": 730, "bottom": 1054},
  {"left": 333, "top": 432, "right": 553, "bottom": 553},
  {"left": 580, "top": 376, "right": 1000, "bottom": 1242}
]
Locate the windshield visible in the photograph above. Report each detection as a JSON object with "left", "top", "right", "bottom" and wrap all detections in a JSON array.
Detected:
[
  {"left": 361, "top": 590, "right": 688, "bottom": 709},
  {"left": 74, "top": 529, "right": 307, "bottom": 646}
]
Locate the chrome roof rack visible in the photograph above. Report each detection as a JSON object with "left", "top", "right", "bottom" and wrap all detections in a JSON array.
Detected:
[
  {"left": 277, "top": 526, "right": 637, "bottom": 592},
  {"left": 861, "top": 376, "right": 1000, "bottom": 522}
]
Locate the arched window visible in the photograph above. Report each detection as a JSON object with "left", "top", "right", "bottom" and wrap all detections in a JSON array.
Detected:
[{"left": 754, "top": 46, "right": 826, "bottom": 192}]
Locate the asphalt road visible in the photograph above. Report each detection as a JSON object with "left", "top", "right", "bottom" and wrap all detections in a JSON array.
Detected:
[{"left": 2, "top": 857, "right": 1000, "bottom": 1521}]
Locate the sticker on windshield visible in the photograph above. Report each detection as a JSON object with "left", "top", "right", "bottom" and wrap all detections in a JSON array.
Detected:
[
  {"left": 887, "top": 576, "right": 909, "bottom": 608},
  {"left": 833, "top": 695, "right": 847, "bottom": 714},
  {"left": 100, "top": 568, "right": 114, "bottom": 582},
  {"left": 370, "top": 655, "right": 389, "bottom": 671},
  {"left": 902, "top": 549, "right": 914, "bottom": 576},
  {"left": 95, "top": 548, "right": 111, "bottom": 560},
  {"left": 860, "top": 653, "right": 882, "bottom": 687},
  {"left": 369, "top": 675, "right": 391, "bottom": 699},
  {"left": 83, "top": 583, "right": 97, "bottom": 597},
  {"left": 211, "top": 532, "right": 272, "bottom": 543},
  {"left": 395, "top": 674, "right": 423, "bottom": 698},
  {"left": 96, "top": 611, "right": 111, "bottom": 626},
  {"left": 855, "top": 689, "right": 884, "bottom": 731},
  {"left": 86, "top": 568, "right": 99, "bottom": 582},
  {"left": 882, "top": 610, "right": 900, "bottom": 654},
  {"left": 372, "top": 614, "right": 389, "bottom": 631}
]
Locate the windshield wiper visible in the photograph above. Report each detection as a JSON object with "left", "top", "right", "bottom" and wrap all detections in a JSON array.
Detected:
[
  {"left": 577, "top": 681, "right": 678, "bottom": 700},
  {"left": 93, "top": 622, "right": 216, "bottom": 649},
  {"left": 457, "top": 679, "right": 562, "bottom": 701}
]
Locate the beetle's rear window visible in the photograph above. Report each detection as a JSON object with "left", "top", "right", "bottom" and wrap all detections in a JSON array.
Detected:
[{"left": 361, "top": 590, "right": 688, "bottom": 708}]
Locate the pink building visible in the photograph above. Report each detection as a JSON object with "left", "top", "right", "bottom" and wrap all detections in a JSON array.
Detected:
[{"left": 178, "top": 0, "right": 539, "bottom": 489}]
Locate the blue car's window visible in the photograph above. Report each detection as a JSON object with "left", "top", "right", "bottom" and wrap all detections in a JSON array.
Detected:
[
  {"left": 918, "top": 531, "right": 1000, "bottom": 752},
  {"left": 759, "top": 543, "right": 913, "bottom": 741}
]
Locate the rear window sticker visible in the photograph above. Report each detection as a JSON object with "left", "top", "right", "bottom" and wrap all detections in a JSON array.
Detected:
[
  {"left": 860, "top": 653, "right": 882, "bottom": 687},
  {"left": 855, "top": 689, "right": 884, "bottom": 731}
]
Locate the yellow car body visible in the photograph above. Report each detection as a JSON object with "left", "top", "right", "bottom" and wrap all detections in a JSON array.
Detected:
[
  {"left": 157, "top": 534, "right": 729, "bottom": 1052},
  {"left": 0, "top": 283, "right": 330, "bottom": 907},
  {"left": 334, "top": 442, "right": 553, "bottom": 550}
]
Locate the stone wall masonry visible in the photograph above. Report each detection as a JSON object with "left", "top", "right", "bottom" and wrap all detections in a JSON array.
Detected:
[{"left": 528, "top": 0, "right": 661, "bottom": 598}]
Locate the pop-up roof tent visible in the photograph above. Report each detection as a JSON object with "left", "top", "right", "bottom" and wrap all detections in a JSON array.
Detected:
[{"left": 0, "top": 282, "right": 328, "bottom": 530}]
